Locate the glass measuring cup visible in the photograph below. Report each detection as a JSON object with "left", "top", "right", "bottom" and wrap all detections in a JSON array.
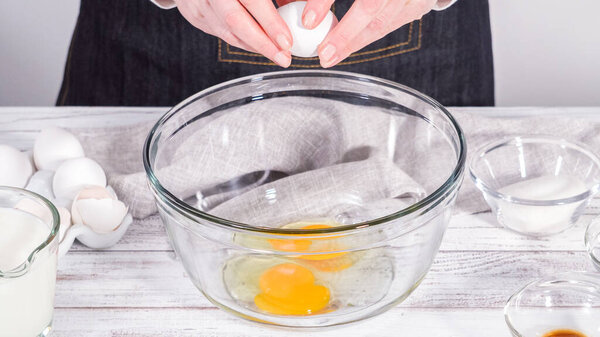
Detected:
[{"left": 0, "top": 187, "right": 60, "bottom": 337}]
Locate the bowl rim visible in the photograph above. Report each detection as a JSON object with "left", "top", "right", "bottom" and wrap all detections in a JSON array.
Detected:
[
  {"left": 0, "top": 186, "right": 60, "bottom": 278},
  {"left": 503, "top": 271, "right": 600, "bottom": 337},
  {"left": 143, "top": 70, "right": 466, "bottom": 234},
  {"left": 469, "top": 135, "right": 600, "bottom": 206}
]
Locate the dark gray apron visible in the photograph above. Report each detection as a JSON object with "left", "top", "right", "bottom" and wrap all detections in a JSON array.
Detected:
[{"left": 57, "top": 0, "right": 494, "bottom": 107}]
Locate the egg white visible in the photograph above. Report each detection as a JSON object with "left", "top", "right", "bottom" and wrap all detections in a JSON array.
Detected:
[{"left": 221, "top": 248, "right": 394, "bottom": 314}]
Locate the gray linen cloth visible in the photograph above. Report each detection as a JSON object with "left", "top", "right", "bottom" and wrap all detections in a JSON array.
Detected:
[
  {"left": 208, "top": 159, "right": 425, "bottom": 226},
  {"left": 72, "top": 100, "right": 600, "bottom": 222}
]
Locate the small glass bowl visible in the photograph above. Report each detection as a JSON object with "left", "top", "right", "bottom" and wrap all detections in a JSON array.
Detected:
[
  {"left": 470, "top": 136, "right": 600, "bottom": 236},
  {"left": 504, "top": 272, "right": 600, "bottom": 337},
  {"left": 586, "top": 216, "right": 600, "bottom": 271}
]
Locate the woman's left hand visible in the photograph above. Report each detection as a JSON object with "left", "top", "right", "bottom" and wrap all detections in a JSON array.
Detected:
[{"left": 279, "top": 0, "right": 437, "bottom": 68}]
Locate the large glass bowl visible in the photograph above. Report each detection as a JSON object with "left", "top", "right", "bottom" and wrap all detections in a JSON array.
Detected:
[{"left": 143, "top": 70, "right": 466, "bottom": 327}]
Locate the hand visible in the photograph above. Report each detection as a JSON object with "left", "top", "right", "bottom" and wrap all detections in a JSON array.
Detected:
[
  {"left": 175, "top": 0, "right": 294, "bottom": 67},
  {"left": 284, "top": 0, "right": 437, "bottom": 68}
]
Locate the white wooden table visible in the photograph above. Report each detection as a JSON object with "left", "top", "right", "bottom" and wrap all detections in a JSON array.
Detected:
[{"left": 1, "top": 107, "right": 599, "bottom": 337}]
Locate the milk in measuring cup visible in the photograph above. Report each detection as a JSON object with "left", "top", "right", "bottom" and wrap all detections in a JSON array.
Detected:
[{"left": 0, "top": 207, "right": 57, "bottom": 337}]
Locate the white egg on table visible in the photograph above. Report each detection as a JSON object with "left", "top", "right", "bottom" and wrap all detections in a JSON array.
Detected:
[
  {"left": 71, "top": 186, "right": 128, "bottom": 234},
  {"left": 53, "top": 157, "right": 107, "bottom": 200},
  {"left": 25, "top": 170, "right": 55, "bottom": 201},
  {"left": 0, "top": 145, "right": 34, "bottom": 188},
  {"left": 25, "top": 150, "right": 36, "bottom": 172},
  {"left": 34, "top": 126, "right": 85, "bottom": 170},
  {"left": 277, "top": 1, "right": 336, "bottom": 57}
]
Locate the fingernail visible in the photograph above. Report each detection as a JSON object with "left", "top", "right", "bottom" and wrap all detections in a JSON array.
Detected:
[
  {"left": 276, "top": 34, "right": 291, "bottom": 50},
  {"left": 320, "top": 44, "right": 336, "bottom": 62},
  {"left": 303, "top": 10, "right": 316, "bottom": 28},
  {"left": 321, "top": 55, "right": 339, "bottom": 68},
  {"left": 274, "top": 51, "right": 291, "bottom": 68}
]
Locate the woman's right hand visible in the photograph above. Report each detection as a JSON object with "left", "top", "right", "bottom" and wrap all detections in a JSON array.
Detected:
[{"left": 175, "top": 0, "right": 293, "bottom": 67}]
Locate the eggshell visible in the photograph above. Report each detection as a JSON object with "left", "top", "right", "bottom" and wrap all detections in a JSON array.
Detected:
[
  {"left": 53, "top": 198, "right": 73, "bottom": 210},
  {"left": 14, "top": 200, "right": 71, "bottom": 241},
  {"left": 57, "top": 207, "right": 71, "bottom": 242},
  {"left": 53, "top": 157, "right": 107, "bottom": 200},
  {"left": 0, "top": 145, "right": 34, "bottom": 188},
  {"left": 278, "top": 1, "right": 336, "bottom": 57},
  {"left": 75, "top": 185, "right": 113, "bottom": 200},
  {"left": 34, "top": 126, "right": 85, "bottom": 170},
  {"left": 14, "top": 198, "right": 52, "bottom": 224},
  {"left": 24, "top": 170, "right": 55, "bottom": 201},
  {"left": 71, "top": 186, "right": 128, "bottom": 234}
]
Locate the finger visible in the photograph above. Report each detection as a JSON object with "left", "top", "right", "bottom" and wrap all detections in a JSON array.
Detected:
[
  {"left": 341, "top": 1, "right": 410, "bottom": 57},
  {"left": 210, "top": 0, "right": 292, "bottom": 67},
  {"left": 174, "top": 0, "right": 258, "bottom": 53},
  {"left": 218, "top": 26, "right": 259, "bottom": 52},
  {"left": 345, "top": 21, "right": 406, "bottom": 57},
  {"left": 407, "top": 0, "right": 438, "bottom": 19},
  {"left": 318, "top": 0, "right": 390, "bottom": 68},
  {"left": 342, "top": 0, "right": 435, "bottom": 59},
  {"left": 239, "top": 0, "right": 293, "bottom": 51},
  {"left": 176, "top": 0, "right": 255, "bottom": 51},
  {"left": 175, "top": 0, "right": 214, "bottom": 34},
  {"left": 302, "top": 0, "right": 335, "bottom": 29}
]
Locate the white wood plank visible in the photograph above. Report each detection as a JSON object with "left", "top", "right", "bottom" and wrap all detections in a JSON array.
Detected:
[
  {"left": 51, "top": 307, "right": 507, "bottom": 337},
  {"left": 68, "top": 214, "right": 174, "bottom": 252},
  {"left": 66, "top": 209, "right": 600, "bottom": 253},
  {"left": 2, "top": 106, "right": 599, "bottom": 150},
  {"left": 2, "top": 106, "right": 598, "bottom": 150},
  {"left": 1, "top": 106, "right": 599, "bottom": 124},
  {"left": 0, "top": 107, "right": 166, "bottom": 150},
  {"left": 450, "top": 106, "right": 600, "bottom": 119},
  {"left": 54, "top": 250, "right": 597, "bottom": 309},
  {"left": 441, "top": 211, "right": 598, "bottom": 252}
]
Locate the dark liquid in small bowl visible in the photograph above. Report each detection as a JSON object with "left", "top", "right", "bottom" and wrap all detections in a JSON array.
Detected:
[{"left": 543, "top": 329, "right": 587, "bottom": 337}]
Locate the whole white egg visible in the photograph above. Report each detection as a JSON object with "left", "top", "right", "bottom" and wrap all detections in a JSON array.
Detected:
[
  {"left": 34, "top": 126, "right": 85, "bottom": 170},
  {"left": 53, "top": 157, "right": 107, "bottom": 200},
  {"left": 278, "top": 1, "right": 336, "bottom": 57},
  {"left": 0, "top": 145, "right": 34, "bottom": 188},
  {"left": 25, "top": 170, "right": 55, "bottom": 201}
]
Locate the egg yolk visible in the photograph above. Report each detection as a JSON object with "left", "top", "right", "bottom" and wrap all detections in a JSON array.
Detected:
[
  {"left": 254, "top": 263, "right": 330, "bottom": 315},
  {"left": 268, "top": 224, "right": 351, "bottom": 271}
]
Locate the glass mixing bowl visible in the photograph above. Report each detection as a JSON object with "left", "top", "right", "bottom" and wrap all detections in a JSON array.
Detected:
[{"left": 143, "top": 70, "right": 466, "bottom": 327}]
